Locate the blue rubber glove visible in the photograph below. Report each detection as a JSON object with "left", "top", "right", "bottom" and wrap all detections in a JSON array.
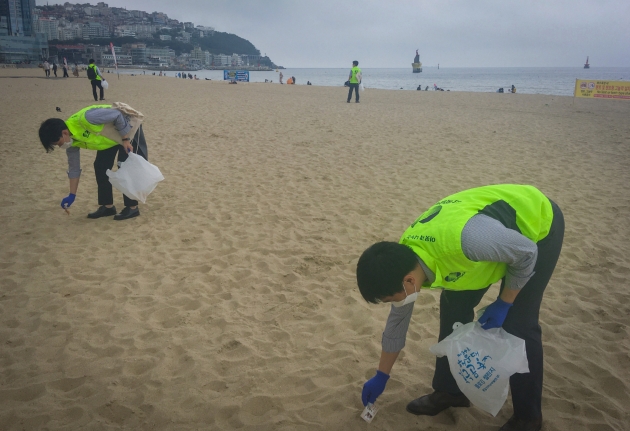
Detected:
[
  {"left": 61, "top": 193, "right": 76, "bottom": 209},
  {"left": 361, "top": 370, "right": 390, "bottom": 406},
  {"left": 478, "top": 297, "right": 513, "bottom": 330}
]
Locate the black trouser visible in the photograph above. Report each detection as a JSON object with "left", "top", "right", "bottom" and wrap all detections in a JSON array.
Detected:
[
  {"left": 91, "top": 79, "right": 104, "bottom": 101},
  {"left": 63, "top": 68, "right": 69, "bottom": 77},
  {"left": 431, "top": 200, "right": 564, "bottom": 420},
  {"left": 347, "top": 83, "right": 359, "bottom": 102},
  {"left": 93, "top": 127, "right": 148, "bottom": 208}
]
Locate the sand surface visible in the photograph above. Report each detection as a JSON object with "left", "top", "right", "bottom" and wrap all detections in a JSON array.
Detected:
[{"left": 0, "top": 68, "right": 629, "bottom": 430}]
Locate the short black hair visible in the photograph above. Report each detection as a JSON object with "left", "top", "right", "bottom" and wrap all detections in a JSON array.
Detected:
[
  {"left": 39, "top": 118, "right": 68, "bottom": 153},
  {"left": 89, "top": 59, "right": 95, "bottom": 64},
  {"left": 356, "top": 241, "right": 419, "bottom": 304},
  {"left": 353, "top": 60, "right": 359, "bottom": 66}
]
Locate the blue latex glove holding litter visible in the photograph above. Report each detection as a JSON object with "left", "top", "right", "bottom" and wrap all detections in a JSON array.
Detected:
[
  {"left": 61, "top": 193, "right": 76, "bottom": 209},
  {"left": 362, "top": 370, "right": 390, "bottom": 406},
  {"left": 478, "top": 297, "right": 513, "bottom": 330}
]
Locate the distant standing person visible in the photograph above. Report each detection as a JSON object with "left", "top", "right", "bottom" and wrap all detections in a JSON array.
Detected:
[
  {"left": 43, "top": 61, "right": 50, "bottom": 77},
  {"left": 511, "top": 85, "right": 517, "bottom": 94},
  {"left": 279, "top": 71, "right": 284, "bottom": 84},
  {"left": 52, "top": 62, "right": 58, "bottom": 77},
  {"left": 347, "top": 60, "right": 361, "bottom": 103},
  {"left": 87, "top": 59, "right": 105, "bottom": 101},
  {"left": 62, "top": 63, "right": 69, "bottom": 78}
]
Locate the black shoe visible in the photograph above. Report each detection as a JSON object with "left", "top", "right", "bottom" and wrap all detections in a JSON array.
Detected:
[
  {"left": 347, "top": 100, "right": 350, "bottom": 103},
  {"left": 99, "top": 98, "right": 105, "bottom": 101},
  {"left": 113, "top": 206, "right": 139, "bottom": 221},
  {"left": 87, "top": 205, "right": 116, "bottom": 219},
  {"left": 499, "top": 415, "right": 542, "bottom": 431},
  {"left": 356, "top": 100, "right": 360, "bottom": 103},
  {"left": 406, "top": 391, "right": 470, "bottom": 416}
]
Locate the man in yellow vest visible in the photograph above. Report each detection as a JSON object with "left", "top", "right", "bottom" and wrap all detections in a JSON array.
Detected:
[
  {"left": 87, "top": 59, "right": 105, "bottom": 102},
  {"left": 38, "top": 104, "right": 148, "bottom": 220},
  {"left": 347, "top": 60, "right": 361, "bottom": 103},
  {"left": 357, "top": 184, "right": 564, "bottom": 431}
]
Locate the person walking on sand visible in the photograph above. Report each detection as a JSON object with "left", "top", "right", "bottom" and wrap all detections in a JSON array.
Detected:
[
  {"left": 87, "top": 59, "right": 105, "bottom": 101},
  {"left": 357, "top": 184, "right": 564, "bottom": 431},
  {"left": 43, "top": 60, "right": 50, "bottom": 77},
  {"left": 38, "top": 103, "right": 149, "bottom": 221},
  {"left": 52, "top": 62, "right": 58, "bottom": 77},
  {"left": 347, "top": 60, "right": 361, "bottom": 103},
  {"left": 62, "top": 63, "right": 69, "bottom": 78}
]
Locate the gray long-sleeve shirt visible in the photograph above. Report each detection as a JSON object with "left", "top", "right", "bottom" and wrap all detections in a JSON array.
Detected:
[
  {"left": 381, "top": 214, "right": 538, "bottom": 352},
  {"left": 66, "top": 108, "right": 132, "bottom": 178}
]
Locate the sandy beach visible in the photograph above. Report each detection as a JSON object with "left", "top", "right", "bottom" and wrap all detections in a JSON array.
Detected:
[{"left": 0, "top": 68, "right": 629, "bottom": 431}]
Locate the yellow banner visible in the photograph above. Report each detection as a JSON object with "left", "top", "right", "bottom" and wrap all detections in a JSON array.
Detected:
[{"left": 574, "top": 79, "right": 630, "bottom": 100}]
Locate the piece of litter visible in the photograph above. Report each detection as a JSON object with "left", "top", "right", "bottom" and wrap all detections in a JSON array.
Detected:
[{"left": 360, "top": 402, "right": 378, "bottom": 423}]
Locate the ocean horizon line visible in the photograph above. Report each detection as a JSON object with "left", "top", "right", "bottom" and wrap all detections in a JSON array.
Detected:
[{"left": 279, "top": 66, "right": 630, "bottom": 70}]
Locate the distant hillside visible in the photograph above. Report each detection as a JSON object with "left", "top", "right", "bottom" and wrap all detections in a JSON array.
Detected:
[{"left": 38, "top": 2, "right": 280, "bottom": 67}]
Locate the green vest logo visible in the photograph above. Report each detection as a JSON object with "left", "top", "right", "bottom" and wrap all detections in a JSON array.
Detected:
[
  {"left": 445, "top": 272, "right": 465, "bottom": 282},
  {"left": 411, "top": 205, "right": 442, "bottom": 228}
]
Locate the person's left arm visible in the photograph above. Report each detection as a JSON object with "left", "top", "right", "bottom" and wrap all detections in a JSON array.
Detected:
[
  {"left": 95, "top": 65, "right": 104, "bottom": 80},
  {"left": 84, "top": 108, "right": 134, "bottom": 153},
  {"left": 462, "top": 214, "right": 538, "bottom": 328}
]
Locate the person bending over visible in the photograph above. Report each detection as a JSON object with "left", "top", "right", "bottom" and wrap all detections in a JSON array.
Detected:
[
  {"left": 357, "top": 184, "right": 564, "bottom": 431},
  {"left": 38, "top": 104, "right": 149, "bottom": 221}
]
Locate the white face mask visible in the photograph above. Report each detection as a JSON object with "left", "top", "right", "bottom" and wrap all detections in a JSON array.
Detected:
[
  {"left": 392, "top": 281, "right": 418, "bottom": 308},
  {"left": 59, "top": 140, "right": 73, "bottom": 150}
]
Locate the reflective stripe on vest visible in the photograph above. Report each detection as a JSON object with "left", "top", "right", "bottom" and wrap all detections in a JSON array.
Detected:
[
  {"left": 399, "top": 184, "right": 553, "bottom": 291},
  {"left": 66, "top": 105, "right": 119, "bottom": 151}
]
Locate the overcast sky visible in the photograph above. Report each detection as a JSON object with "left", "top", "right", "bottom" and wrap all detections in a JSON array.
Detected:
[{"left": 38, "top": 0, "right": 630, "bottom": 68}]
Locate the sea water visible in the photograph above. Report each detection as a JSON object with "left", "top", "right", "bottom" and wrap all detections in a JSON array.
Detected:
[{"left": 110, "top": 67, "right": 630, "bottom": 97}]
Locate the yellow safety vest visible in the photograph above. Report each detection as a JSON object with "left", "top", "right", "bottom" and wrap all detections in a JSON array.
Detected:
[
  {"left": 88, "top": 63, "right": 102, "bottom": 81},
  {"left": 400, "top": 184, "right": 553, "bottom": 291},
  {"left": 66, "top": 105, "right": 120, "bottom": 151},
  {"left": 350, "top": 66, "right": 361, "bottom": 84}
]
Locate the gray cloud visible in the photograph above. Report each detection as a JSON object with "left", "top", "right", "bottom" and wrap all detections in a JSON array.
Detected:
[{"left": 38, "top": 0, "right": 630, "bottom": 67}]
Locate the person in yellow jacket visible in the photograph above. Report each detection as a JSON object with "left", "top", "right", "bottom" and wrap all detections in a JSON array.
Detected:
[
  {"left": 356, "top": 184, "right": 564, "bottom": 431},
  {"left": 87, "top": 59, "right": 105, "bottom": 101},
  {"left": 38, "top": 104, "right": 148, "bottom": 220}
]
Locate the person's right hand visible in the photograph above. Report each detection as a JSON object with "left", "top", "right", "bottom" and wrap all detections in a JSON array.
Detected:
[
  {"left": 122, "top": 140, "right": 133, "bottom": 154},
  {"left": 61, "top": 193, "right": 76, "bottom": 209},
  {"left": 361, "top": 370, "right": 390, "bottom": 406}
]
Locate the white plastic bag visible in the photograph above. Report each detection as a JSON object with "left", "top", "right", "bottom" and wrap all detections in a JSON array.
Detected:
[
  {"left": 359, "top": 82, "right": 365, "bottom": 91},
  {"left": 429, "top": 321, "right": 529, "bottom": 416},
  {"left": 101, "top": 80, "right": 109, "bottom": 89},
  {"left": 107, "top": 152, "right": 164, "bottom": 204}
]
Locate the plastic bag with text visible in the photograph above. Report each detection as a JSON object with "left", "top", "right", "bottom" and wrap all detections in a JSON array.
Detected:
[
  {"left": 107, "top": 152, "right": 164, "bottom": 204},
  {"left": 429, "top": 321, "right": 529, "bottom": 416}
]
